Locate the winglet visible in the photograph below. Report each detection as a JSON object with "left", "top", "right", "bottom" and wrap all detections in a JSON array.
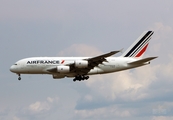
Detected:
[{"left": 119, "top": 48, "right": 124, "bottom": 54}]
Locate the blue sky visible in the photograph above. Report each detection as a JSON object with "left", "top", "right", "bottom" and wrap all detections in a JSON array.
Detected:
[{"left": 1, "top": 0, "right": 173, "bottom": 120}]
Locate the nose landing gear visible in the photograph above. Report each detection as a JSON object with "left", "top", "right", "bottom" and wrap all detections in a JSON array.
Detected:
[{"left": 18, "top": 74, "right": 21, "bottom": 80}]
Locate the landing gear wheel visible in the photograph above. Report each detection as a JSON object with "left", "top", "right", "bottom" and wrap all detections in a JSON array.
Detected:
[
  {"left": 85, "top": 76, "right": 89, "bottom": 80},
  {"left": 73, "top": 78, "right": 76, "bottom": 82},
  {"left": 73, "top": 75, "right": 89, "bottom": 81},
  {"left": 18, "top": 77, "right": 21, "bottom": 80}
]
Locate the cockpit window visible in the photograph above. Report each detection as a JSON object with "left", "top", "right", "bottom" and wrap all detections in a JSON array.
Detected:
[{"left": 14, "top": 64, "right": 17, "bottom": 65}]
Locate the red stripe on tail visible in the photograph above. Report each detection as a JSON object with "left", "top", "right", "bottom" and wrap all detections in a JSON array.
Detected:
[{"left": 135, "top": 44, "right": 149, "bottom": 57}]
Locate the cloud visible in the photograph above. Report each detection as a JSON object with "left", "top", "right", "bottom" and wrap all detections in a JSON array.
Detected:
[
  {"left": 149, "top": 22, "right": 173, "bottom": 57},
  {"left": 84, "top": 94, "right": 93, "bottom": 102},
  {"left": 159, "top": 55, "right": 173, "bottom": 78},
  {"left": 151, "top": 22, "right": 172, "bottom": 35},
  {"left": 85, "top": 63, "right": 167, "bottom": 100},
  {"left": 74, "top": 105, "right": 132, "bottom": 119},
  {"left": 28, "top": 97, "right": 59, "bottom": 114},
  {"left": 75, "top": 64, "right": 158, "bottom": 111},
  {"left": 152, "top": 116, "right": 173, "bottom": 120},
  {"left": 29, "top": 101, "right": 50, "bottom": 113},
  {"left": 12, "top": 97, "right": 60, "bottom": 120},
  {"left": 47, "top": 97, "right": 55, "bottom": 103}
]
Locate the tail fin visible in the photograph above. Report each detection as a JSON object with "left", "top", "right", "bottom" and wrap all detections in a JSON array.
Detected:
[{"left": 122, "top": 31, "right": 154, "bottom": 58}]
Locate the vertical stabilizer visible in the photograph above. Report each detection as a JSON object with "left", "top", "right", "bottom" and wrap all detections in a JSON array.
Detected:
[{"left": 122, "top": 31, "right": 154, "bottom": 58}]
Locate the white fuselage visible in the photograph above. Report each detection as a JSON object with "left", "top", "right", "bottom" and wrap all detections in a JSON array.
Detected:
[{"left": 10, "top": 57, "right": 147, "bottom": 78}]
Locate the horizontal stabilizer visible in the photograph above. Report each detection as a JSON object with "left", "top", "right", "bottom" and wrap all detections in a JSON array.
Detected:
[{"left": 128, "top": 57, "right": 158, "bottom": 65}]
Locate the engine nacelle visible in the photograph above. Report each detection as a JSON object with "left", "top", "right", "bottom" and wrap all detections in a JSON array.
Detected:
[
  {"left": 75, "top": 60, "right": 88, "bottom": 68},
  {"left": 57, "top": 66, "right": 70, "bottom": 73},
  {"left": 52, "top": 74, "right": 66, "bottom": 79}
]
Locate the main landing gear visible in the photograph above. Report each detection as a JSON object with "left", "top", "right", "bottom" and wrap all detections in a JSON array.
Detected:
[
  {"left": 18, "top": 74, "right": 21, "bottom": 80},
  {"left": 73, "top": 75, "right": 89, "bottom": 82}
]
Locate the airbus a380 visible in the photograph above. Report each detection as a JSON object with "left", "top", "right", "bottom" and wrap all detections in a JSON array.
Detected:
[{"left": 10, "top": 31, "right": 157, "bottom": 82}]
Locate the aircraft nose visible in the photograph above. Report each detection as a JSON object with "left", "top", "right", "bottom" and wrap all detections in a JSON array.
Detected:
[{"left": 10, "top": 65, "right": 16, "bottom": 73}]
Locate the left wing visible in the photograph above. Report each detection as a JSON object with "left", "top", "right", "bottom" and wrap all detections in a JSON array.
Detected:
[
  {"left": 69, "top": 50, "right": 121, "bottom": 74},
  {"left": 86, "top": 51, "right": 119, "bottom": 68}
]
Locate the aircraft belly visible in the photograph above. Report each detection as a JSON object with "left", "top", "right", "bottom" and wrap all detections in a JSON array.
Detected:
[
  {"left": 95, "top": 63, "right": 129, "bottom": 74},
  {"left": 88, "top": 67, "right": 100, "bottom": 75},
  {"left": 88, "top": 65, "right": 120, "bottom": 75}
]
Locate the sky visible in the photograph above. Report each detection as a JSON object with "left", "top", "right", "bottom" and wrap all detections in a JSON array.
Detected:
[{"left": 0, "top": 0, "right": 173, "bottom": 120}]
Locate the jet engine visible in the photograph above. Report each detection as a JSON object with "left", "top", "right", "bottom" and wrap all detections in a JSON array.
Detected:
[
  {"left": 75, "top": 60, "right": 88, "bottom": 68},
  {"left": 57, "top": 66, "right": 70, "bottom": 73}
]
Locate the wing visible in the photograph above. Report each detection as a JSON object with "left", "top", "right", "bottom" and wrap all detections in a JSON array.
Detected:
[{"left": 69, "top": 50, "right": 121, "bottom": 75}]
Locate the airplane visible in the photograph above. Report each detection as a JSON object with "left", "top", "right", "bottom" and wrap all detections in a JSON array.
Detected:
[{"left": 10, "top": 31, "right": 157, "bottom": 82}]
